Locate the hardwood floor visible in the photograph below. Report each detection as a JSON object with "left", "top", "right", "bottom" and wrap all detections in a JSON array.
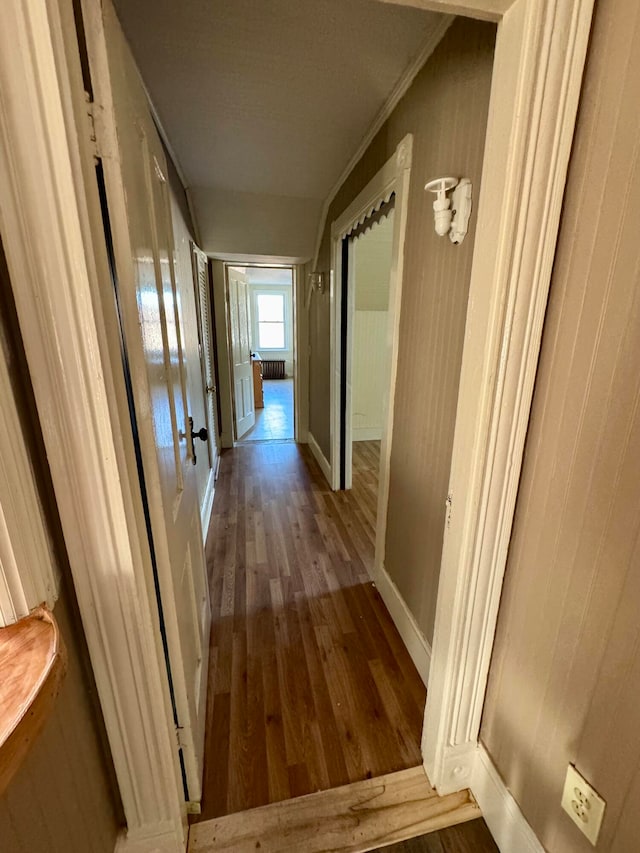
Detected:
[
  {"left": 369, "top": 819, "right": 498, "bottom": 853},
  {"left": 240, "top": 379, "right": 294, "bottom": 442},
  {"left": 351, "top": 440, "right": 381, "bottom": 535},
  {"left": 189, "top": 766, "right": 482, "bottom": 852},
  {"left": 198, "top": 441, "right": 426, "bottom": 821}
]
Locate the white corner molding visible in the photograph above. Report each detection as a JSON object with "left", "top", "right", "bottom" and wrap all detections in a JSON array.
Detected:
[
  {"left": 374, "top": 564, "right": 431, "bottom": 687},
  {"left": 471, "top": 746, "right": 545, "bottom": 853},
  {"left": 422, "top": 0, "right": 596, "bottom": 797},
  {"left": 307, "top": 432, "right": 332, "bottom": 487},
  {"left": 0, "top": 0, "right": 186, "bottom": 849}
]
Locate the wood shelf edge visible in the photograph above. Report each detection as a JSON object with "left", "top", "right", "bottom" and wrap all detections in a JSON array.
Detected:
[{"left": 0, "top": 605, "right": 66, "bottom": 796}]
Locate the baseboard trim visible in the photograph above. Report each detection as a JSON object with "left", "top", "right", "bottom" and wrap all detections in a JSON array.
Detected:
[
  {"left": 114, "top": 823, "right": 185, "bottom": 853},
  {"left": 200, "top": 468, "right": 216, "bottom": 544},
  {"left": 471, "top": 745, "right": 544, "bottom": 853},
  {"left": 375, "top": 562, "right": 431, "bottom": 687},
  {"left": 307, "top": 431, "right": 332, "bottom": 487}
]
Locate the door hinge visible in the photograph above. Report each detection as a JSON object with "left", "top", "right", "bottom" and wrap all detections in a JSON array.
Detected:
[
  {"left": 85, "top": 93, "right": 100, "bottom": 160},
  {"left": 175, "top": 725, "right": 186, "bottom": 748},
  {"left": 445, "top": 492, "right": 453, "bottom": 528}
]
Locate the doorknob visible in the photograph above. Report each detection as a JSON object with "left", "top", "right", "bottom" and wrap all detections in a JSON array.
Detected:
[
  {"left": 193, "top": 425, "right": 208, "bottom": 442},
  {"left": 187, "top": 416, "right": 208, "bottom": 465}
]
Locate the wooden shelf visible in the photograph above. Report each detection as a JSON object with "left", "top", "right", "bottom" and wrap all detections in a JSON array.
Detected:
[{"left": 0, "top": 606, "right": 66, "bottom": 796}]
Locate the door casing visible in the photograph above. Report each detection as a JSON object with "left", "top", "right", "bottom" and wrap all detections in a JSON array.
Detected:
[{"left": 218, "top": 262, "right": 298, "bottom": 446}]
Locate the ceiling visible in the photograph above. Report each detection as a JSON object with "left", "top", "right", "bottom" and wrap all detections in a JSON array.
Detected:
[{"left": 113, "top": 0, "right": 446, "bottom": 261}]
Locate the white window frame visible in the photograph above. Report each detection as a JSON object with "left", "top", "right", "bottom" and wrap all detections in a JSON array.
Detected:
[
  {"left": 251, "top": 287, "right": 291, "bottom": 353},
  {"left": 249, "top": 283, "right": 293, "bottom": 353}
]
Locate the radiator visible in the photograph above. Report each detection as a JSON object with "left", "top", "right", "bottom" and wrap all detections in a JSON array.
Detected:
[{"left": 261, "top": 359, "right": 286, "bottom": 380}]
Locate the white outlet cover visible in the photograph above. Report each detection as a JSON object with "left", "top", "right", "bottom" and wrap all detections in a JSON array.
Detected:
[{"left": 561, "top": 764, "right": 606, "bottom": 845}]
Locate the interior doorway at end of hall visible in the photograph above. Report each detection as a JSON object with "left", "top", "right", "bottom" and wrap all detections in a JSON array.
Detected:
[
  {"left": 227, "top": 265, "right": 295, "bottom": 443},
  {"left": 341, "top": 204, "right": 395, "bottom": 531}
]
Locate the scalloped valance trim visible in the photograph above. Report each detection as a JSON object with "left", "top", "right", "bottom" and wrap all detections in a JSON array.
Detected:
[{"left": 343, "top": 192, "right": 395, "bottom": 241}]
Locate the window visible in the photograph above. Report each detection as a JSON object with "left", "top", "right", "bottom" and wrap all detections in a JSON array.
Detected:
[{"left": 256, "top": 293, "right": 286, "bottom": 350}]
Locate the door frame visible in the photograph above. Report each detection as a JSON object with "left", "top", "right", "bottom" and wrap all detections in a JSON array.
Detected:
[
  {"left": 0, "top": 0, "right": 594, "bottom": 850},
  {"left": 330, "top": 137, "right": 412, "bottom": 528},
  {"left": 225, "top": 265, "right": 256, "bottom": 439},
  {"left": 326, "top": 0, "right": 596, "bottom": 808},
  {"left": 220, "top": 262, "right": 298, "bottom": 444},
  {"left": 191, "top": 241, "right": 220, "bottom": 537}
]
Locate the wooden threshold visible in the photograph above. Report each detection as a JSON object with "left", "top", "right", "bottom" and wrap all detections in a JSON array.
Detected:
[{"left": 188, "top": 765, "right": 481, "bottom": 852}]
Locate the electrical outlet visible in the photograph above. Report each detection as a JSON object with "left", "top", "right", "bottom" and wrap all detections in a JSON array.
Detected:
[{"left": 561, "top": 764, "right": 606, "bottom": 845}]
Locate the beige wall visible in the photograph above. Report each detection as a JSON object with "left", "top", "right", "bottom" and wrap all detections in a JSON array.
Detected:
[
  {"left": 191, "top": 186, "right": 321, "bottom": 261},
  {"left": 310, "top": 17, "right": 496, "bottom": 641},
  {"left": 481, "top": 1, "right": 640, "bottom": 850}
]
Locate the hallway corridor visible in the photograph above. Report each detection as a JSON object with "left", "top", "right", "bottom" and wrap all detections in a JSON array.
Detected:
[{"left": 198, "top": 442, "right": 426, "bottom": 821}]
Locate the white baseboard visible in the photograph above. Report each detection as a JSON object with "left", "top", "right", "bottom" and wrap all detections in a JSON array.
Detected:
[
  {"left": 115, "top": 824, "right": 185, "bottom": 853},
  {"left": 374, "top": 562, "right": 431, "bottom": 687},
  {"left": 353, "top": 427, "right": 383, "bottom": 441},
  {"left": 307, "top": 431, "right": 332, "bottom": 487},
  {"left": 200, "top": 468, "right": 216, "bottom": 544},
  {"left": 471, "top": 745, "right": 544, "bottom": 853}
]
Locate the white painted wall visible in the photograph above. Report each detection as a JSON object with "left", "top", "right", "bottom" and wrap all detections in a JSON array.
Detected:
[{"left": 352, "top": 213, "right": 394, "bottom": 441}]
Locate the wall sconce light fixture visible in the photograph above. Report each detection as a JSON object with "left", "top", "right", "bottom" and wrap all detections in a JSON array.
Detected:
[
  {"left": 424, "top": 177, "right": 473, "bottom": 244},
  {"left": 308, "top": 271, "right": 325, "bottom": 294}
]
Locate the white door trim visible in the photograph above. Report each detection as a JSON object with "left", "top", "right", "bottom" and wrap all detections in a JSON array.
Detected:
[
  {"left": 422, "top": 0, "right": 595, "bottom": 795},
  {"left": 220, "top": 261, "right": 297, "bottom": 444},
  {"left": 293, "top": 264, "right": 309, "bottom": 443},
  {"left": 330, "top": 135, "right": 413, "bottom": 496},
  {"left": 0, "top": 0, "right": 186, "bottom": 850}
]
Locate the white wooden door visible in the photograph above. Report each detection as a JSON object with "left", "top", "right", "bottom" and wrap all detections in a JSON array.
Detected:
[
  {"left": 95, "top": 2, "right": 210, "bottom": 802},
  {"left": 228, "top": 267, "right": 255, "bottom": 438},
  {"left": 192, "top": 244, "right": 220, "bottom": 471}
]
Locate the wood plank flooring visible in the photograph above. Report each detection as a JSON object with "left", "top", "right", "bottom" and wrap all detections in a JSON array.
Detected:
[
  {"left": 369, "top": 819, "right": 498, "bottom": 853},
  {"left": 189, "top": 766, "right": 481, "bottom": 853},
  {"left": 351, "top": 441, "right": 381, "bottom": 536},
  {"left": 198, "top": 441, "right": 426, "bottom": 821}
]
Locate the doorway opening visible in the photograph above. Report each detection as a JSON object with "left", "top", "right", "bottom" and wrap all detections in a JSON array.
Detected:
[
  {"left": 226, "top": 265, "right": 296, "bottom": 444},
  {"left": 339, "top": 198, "right": 395, "bottom": 499}
]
